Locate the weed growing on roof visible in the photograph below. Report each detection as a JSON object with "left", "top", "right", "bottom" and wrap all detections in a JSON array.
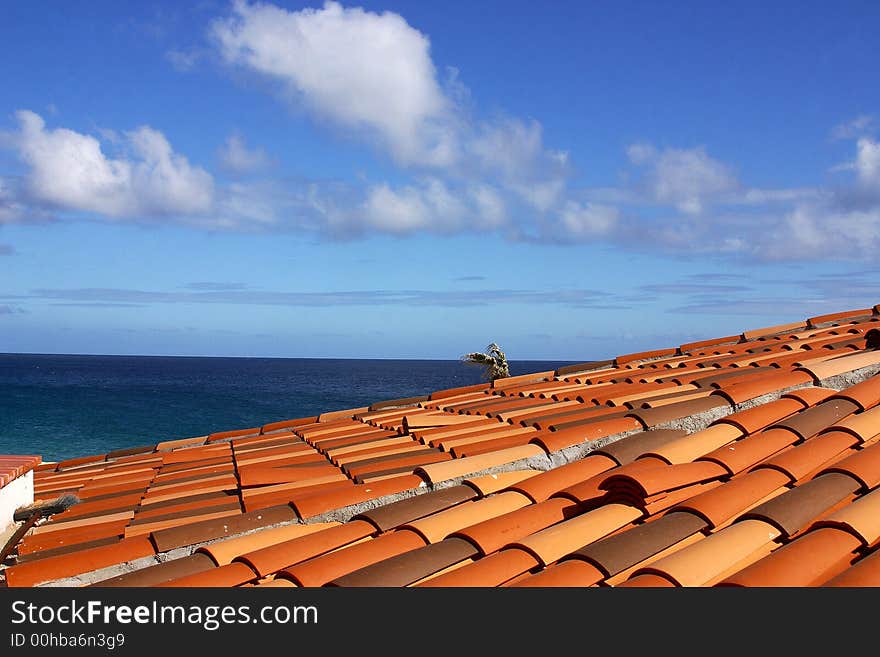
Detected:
[{"left": 462, "top": 342, "right": 510, "bottom": 381}]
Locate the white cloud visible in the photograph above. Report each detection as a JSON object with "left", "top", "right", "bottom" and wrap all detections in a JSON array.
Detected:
[
  {"left": 515, "top": 179, "right": 566, "bottom": 213},
  {"left": 201, "top": 0, "right": 577, "bottom": 240},
  {"left": 855, "top": 137, "right": 880, "bottom": 186},
  {"left": 300, "top": 178, "right": 509, "bottom": 237},
  {"left": 165, "top": 48, "right": 202, "bottom": 72},
  {"left": 739, "top": 188, "right": 824, "bottom": 204},
  {"left": 760, "top": 202, "right": 880, "bottom": 260},
  {"left": 211, "top": 181, "right": 281, "bottom": 228},
  {"left": 128, "top": 126, "right": 215, "bottom": 215},
  {"left": 209, "top": 1, "right": 569, "bottom": 208},
  {"left": 629, "top": 144, "right": 740, "bottom": 214},
  {"left": 363, "top": 183, "right": 432, "bottom": 233},
  {"left": 557, "top": 201, "right": 619, "bottom": 239},
  {"left": 217, "top": 133, "right": 272, "bottom": 174},
  {"left": 212, "top": 0, "right": 454, "bottom": 166},
  {"left": 10, "top": 110, "right": 213, "bottom": 218},
  {"left": 626, "top": 142, "right": 657, "bottom": 166},
  {"left": 610, "top": 134, "right": 880, "bottom": 261},
  {"left": 468, "top": 184, "right": 506, "bottom": 228},
  {"left": 467, "top": 117, "right": 569, "bottom": 211},
  {"left": 827, "top": 136, "right": 880, "bottom": 208},
  {"left": 362, "top": 178, "right": 467, "bottom": 234},
  {"left": 15, "top": 110, "right": 133, "bottom": 216},
  {"left": 469, "top": 118, "right": 564, "bottom": 180},
  {"left": 761, "top": 136, "right": 880, "bottom": 260},
  {"left": 831, "top": 115, "right": 874, "bottom": 140},
  {"left": 0, "top": 178, "right": 25, "bottom": 223},
  {"left": 10, "top": 3, "right": 875, "bottom": 264}
]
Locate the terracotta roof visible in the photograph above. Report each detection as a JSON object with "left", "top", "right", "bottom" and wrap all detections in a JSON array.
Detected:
[
  {"left": 3, "top": 305, "right": 880, "bottom": 587},
  {"left": 0, "top": 455, "right": 41, "bottom": 489}
]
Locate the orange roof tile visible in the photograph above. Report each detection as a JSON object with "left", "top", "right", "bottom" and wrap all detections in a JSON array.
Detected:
[
  {"left": 629, "top": 519, "right": 780, "bottom": 586},
  {"left": 672, "top": 468, "right": 791, "bottom": 529},
  {"left": 233, "top": 520, "right": 375, "bottom": 578},
  {"left": 510, "top": 558, "right": 606, "bottom": 587},
  {"left": 400, "top": 491, "right": 531, "bottom": 543},
  {"left": 644, "top": 424, "right": 743, "bottom": 464},
  {"left": 328, "top": 537, "right": 479, "bottom": 587},
  {"left": 812, "top": 486, "right": 880, "bottom": 548},
  {"left": 7, "top": 304, "right": 880, "bottom": 589},
  {"left": 279, "top": 529, "right": 427, "bottom": 586},
  {"left": 510, "top": 504, "right": 643, "bottom": 566},
  {"left": 569, "top": 511, "right": 708, "bottom": 578},
  {"left": 741, "top": 320, "right": 807, "bottom": 340},
  {"left": 755, "top": 430, "right": 859, "bottom": 483},
  {"left": 506, "top": 455, "right": 617, "bottom": 503},
  {"left": 159, "top": 562, "right": 259, "bottom": 587},
  {"left": 449, "top": 497, "right": 578, "bottom": 555},
  {"left": 414, "top": 548, "right": 539, "bottom": 587},
  {"left": 808, "top": 308, "right": 874, "bottom": 327},
  {"left": 823, "top": 549, "right": 880, "bottom": 587},
  {"left": 198, "top": 522, "right": 338, "bottom": 566},
  {"left": 717, "top": 527, "right": 861, "bottom": 587},
  {"left": 414, "top": 444, "right": 545, "bottom": 485},
  {"left": 461, "top": 470, "right": 538, "bottom": 496},
  {"left": 4, "top": 536, "right": 155, "bottom": 587}
]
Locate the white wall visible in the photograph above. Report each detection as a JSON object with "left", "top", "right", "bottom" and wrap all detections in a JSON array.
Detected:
[{"left": 0, "top": 471, "right": 35, "bottom": 534}]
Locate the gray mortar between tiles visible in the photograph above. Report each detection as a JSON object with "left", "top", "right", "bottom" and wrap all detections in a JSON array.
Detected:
[{"left": 28, "top": 361, "right": 880, "bottom": 586}]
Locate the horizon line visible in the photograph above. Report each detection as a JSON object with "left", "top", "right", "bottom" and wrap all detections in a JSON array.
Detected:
[{"left": 0, "top": 350, "right": 582, "bottom": 363}]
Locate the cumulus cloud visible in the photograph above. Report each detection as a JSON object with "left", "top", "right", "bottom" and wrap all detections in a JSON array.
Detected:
[
  {"left": 628, "top": 144, "right": 740, "bottom": 214},
  {"left": 756, "top": 135, "right": 880, "bottom": 260},
  {"left": 854, "top": 137, "right": 880, "bottom": 186},
  {"left": 362, "top": 181, "right": 454, "bottom": 234},
  {"left": 760, "top": 203, "right": 880, "bottom": 261},
  {"left": 831, "top": 115, "right": 874, "bottom": 140},
  {"left": 165, "top": 48, "right": 202, "bottom": 72},
  {"left": 212, "top": 180, "right": 286, "bottom": 228},
  {"left": 9, "top": 110, "right": 213, "bottom": 218},
  {"left": 626, "top": 142, "right": 657, "bottom": 166},
  {"left": 3, "top": 2, "right": 875, "bottom": 264},
  {"left": 468, "top": 184, "right": 506, "bottom": 229},
  {"left": 555, "top": 201, "right": 618, "bottom": 239},
  {"left": 195, "top": 1, "right": 590, "bottom": 243},
  {"left": 359, "top": 178, "right": 508, "bottom": 235},
  {"left": 209, "top": 1, "right": 569, "bottom": 213},
  {"left": 0, "top": 178, "right": 24, "bottom": 223},
  {"left": 128, "top": 126, "right": 215, "bottom": 215},
  {"left": 740, "top": 188, "right": 824, "bottom": 204},
  {"left": 212, "top": 0, "right": 454, "bottom": 167},
  {"left": 467, "top": 118, "right": 569, "bottom": 210},
  {"left": 217, "top": 133, "right": 272, "bottom": 174},
  {"left": 610, "top": 129, "right": 880, "bottom": 261}
]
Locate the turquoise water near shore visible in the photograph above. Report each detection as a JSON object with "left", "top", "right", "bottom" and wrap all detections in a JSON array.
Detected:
[{"left": 0, "top": 353, "right": 575, "bottom": 462}]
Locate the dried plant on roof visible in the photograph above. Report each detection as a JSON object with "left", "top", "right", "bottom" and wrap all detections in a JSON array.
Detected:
[{"left": 461, "top": 342, "right": 510, "bottom": 381}]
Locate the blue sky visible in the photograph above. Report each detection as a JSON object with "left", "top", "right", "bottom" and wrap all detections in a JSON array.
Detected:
[{"left": 1, "top": 0, "right": 879, "bottom": 360}]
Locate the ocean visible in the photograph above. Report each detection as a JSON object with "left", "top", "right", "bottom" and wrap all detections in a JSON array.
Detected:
[{"left": 0, "top": 353, "right": 576, "bottom": 462}]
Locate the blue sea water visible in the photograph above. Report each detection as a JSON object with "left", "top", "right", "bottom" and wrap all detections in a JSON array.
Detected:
[{"left": 0, "top": 353, "right": 576, "bottom": 462}]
